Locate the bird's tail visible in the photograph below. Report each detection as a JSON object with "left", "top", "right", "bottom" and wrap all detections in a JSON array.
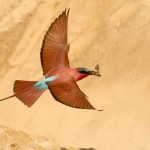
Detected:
[
  {"left": 0, "top": 80, "right": 46, "bottom": 107},
  {"left": 0, "top": 95, "right": 16, "bottom": 101}
]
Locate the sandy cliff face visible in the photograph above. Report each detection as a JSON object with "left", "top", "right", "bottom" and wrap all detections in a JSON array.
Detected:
[
  {"left": 0, "top": 0, "right": 150, "bottom": 149},
  {"left": 0, "top": 125, "right": 92, "bottom": 150},
  {"left": 0, "top": 125, "right": 60, "bottom": 150}
]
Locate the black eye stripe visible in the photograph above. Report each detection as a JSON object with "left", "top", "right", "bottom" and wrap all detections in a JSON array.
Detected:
[
  {"left": 79, "top": 70, "right": 88, "bottom": 74},
  {"left": 78, "top": 68, "right": 89, "bottom": 74}
]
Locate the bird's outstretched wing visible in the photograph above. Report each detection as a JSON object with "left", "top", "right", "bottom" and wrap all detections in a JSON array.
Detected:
[
  {"left": 48, "top": 78, "right": 96, "bottom": 110},
  {"left": 41, "top": 9, "right": 70, "bottom": 76}
]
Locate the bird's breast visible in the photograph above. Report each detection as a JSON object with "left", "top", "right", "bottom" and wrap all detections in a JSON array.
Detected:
[{"left": 47, "top": 68, "right": 77, "bottom": 83}]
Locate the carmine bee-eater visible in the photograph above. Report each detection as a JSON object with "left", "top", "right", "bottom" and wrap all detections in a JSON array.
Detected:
[{"left": 0, "top": 9, "right": 102, "bottom": 111}]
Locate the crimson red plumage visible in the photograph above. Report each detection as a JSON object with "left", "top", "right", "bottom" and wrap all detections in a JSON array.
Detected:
[{"left": 0, "top": 9, "right": 102, "bottom": 111}]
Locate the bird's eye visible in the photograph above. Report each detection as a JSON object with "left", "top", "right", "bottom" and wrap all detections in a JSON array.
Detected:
[
  {"left": 82, "top": 70, "right": 87, "bottom": 73},
  {"left": 78, "top": 68, "right": 89, "bottom": 74},
  {"left": 80, "top": 70, "right": 88, "bottom": 74}
]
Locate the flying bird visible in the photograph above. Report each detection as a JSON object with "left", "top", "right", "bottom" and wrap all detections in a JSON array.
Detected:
[{"left": 0, "top": 9, "right": 102, "bottom": 111}]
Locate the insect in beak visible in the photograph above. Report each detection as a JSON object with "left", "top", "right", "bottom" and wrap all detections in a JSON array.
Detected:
[{"left": 88, "top": 65, "right": 101, "bottom": 77}]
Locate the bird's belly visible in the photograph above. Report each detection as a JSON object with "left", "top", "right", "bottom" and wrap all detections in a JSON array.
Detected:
[{"left": 34, "top": 75, "right": 58, "bottom": 90}]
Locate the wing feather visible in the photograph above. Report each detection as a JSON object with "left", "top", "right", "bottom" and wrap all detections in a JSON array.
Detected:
[
  {"left": 41, "top": 9, "right": 70, "bottom": 76},
  {"left": 48, "top": 78, "right": 96, "bottom": 110}
]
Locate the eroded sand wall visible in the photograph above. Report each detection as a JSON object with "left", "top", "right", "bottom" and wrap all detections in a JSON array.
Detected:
[{"left": 0, "top": 0, "right": 150, "bottom": 149}]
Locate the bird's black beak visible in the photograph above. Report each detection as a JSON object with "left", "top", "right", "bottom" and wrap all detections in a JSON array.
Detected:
[{"left": 88, "top": 70, "right": 101, "bottom": 77}]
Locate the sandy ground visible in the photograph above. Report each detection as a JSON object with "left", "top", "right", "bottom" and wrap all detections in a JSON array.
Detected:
[
  {"left": 0, "top": 0, "right": 150, "bottom": 149},
  {"left": 0, "top": 125, "right": 85, "bottom": 150}
]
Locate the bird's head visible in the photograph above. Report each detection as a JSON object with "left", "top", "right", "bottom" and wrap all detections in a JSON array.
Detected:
[{"left": 78, "top": 66, "right": 101, "bottom": 77}]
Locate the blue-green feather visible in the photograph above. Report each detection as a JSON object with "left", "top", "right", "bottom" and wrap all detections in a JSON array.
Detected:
[{"left": 34, "top": 75, "right": 58, "bottom": 90}]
